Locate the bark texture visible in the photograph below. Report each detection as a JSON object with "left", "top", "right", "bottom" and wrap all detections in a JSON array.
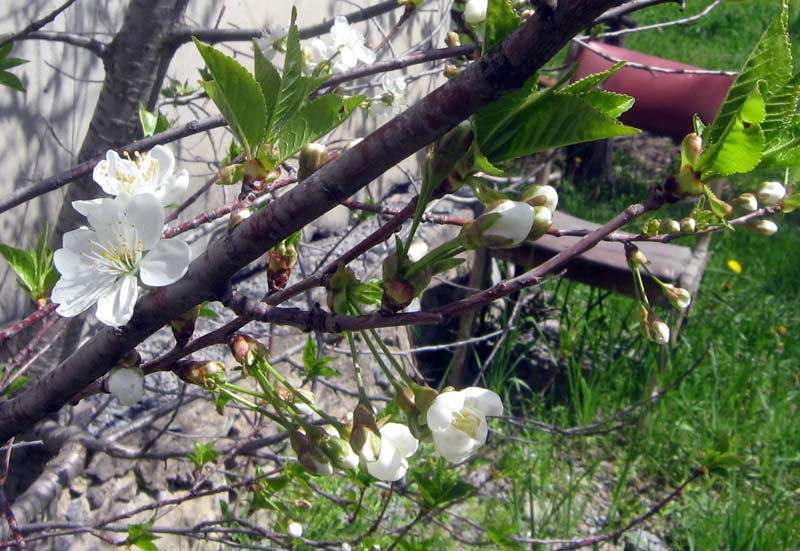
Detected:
[{"left": 0, "top": 0, "right": 624, "bottom": 443}]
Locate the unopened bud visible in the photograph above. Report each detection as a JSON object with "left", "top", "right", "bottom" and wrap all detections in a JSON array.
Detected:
[
  {"left": 228, "top": 333, "right": 269, "bottom": 365},
  {"left": 444, "top": 64, "right": 460, "bottom": 79},
  {"left": 649, "top": 319, "right": 671, "bottom": 345},
  {"left": 663, "top": 284, "right": 691, "bottom": 311},
  {"left": 464, "top": 0, "right": 488, "bottom": 26},
  {"left": 520, "top": 184, "right": 558, "bottom": 212},
  {"left": 350, "top": 403, "right": 381, "bottom": 461},
  {"left": 527, "top": 206, "right": 552, "bottom": 241},
  {"left": 680, "top": 132, "right": 703, "bottom": 168},
  {"left": 659, "top": 218, "right": 681, "bottom": 235},
  {"left": 679, "top": 217, "right": 697, "bottom": 233},
  {"left": 642, "top": 218, "right": 661, "bottom": 237},
  {"left": 216, "top": 164, "right": 243, "bottom": 186},
  {"left": 732, "top": 193, "right": 758, "bottom": 212},
  {"left": 445, "top": 31, "right": 461, "bottom": 48},
  {"left": 170, "top": 304, "right": 201, "bottom": 348},
  {"left": 177, "top": 360, "right": 226, "bottom": 388},
  {"left": 412, "top": 384, "right": 439, "bottom": 418},
  {"left": 287, "top": 522, "right": 304, "bottom": 539},
  {"left": 625, "top": 243, "right": 648, "bottom": 267},
  {"left": 298, "top": 143, "right": 328, "bottom": 182},
  {"left": 756, "top": 181, "right": 786, "bottom": 206},
  {"left": 320, "top": 434, "right": 359, "bottom": 471},
  {"left": 460, "top": 200, "right": 535, "bottom": 249},
  {"left": 748, "top": 219, "right": 778, "bottom": 236}
]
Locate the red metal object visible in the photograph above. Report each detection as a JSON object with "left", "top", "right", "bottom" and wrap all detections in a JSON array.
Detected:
[{"left": 573, "top": 42, "right": 736, "bottom": 140}]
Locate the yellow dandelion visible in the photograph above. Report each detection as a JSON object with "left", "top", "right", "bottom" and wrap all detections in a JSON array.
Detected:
[{"left": 726, "top": 259, "right": 742, "bottom": 274}]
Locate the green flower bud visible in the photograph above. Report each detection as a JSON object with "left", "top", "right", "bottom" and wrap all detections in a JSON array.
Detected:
[
  {"left": 445, "top": 31, "right": 461, "bottom": 48},
  {"left": 298, "top": 143, "right": 328, "bottom": 182},
  {"left": 527, "top": 206, "right": 553, "bottom": 241},
  {"left": 679, "top": 217, "right": 697, "bottom": 234},
  {"left": 748, "top": 219, "right": 778, "bottom": 236},
  {"left": 625, "top": 243, "right": 648, "bottom": 267},
  {"left": 662, "top": 283, "right": 691, "bottom": 311},
  {"left": 177, "top": 360, "right": 226, "bottom": 388},
  {"left": 460, "top": 200, "right": 535, "bottom": 249},
  {"left": 228, "top": 208, "right": 251, "bottom": 230},
  {"left": 444, "top": 64, "right": 459, "bottom": 79},
  {"left": 680, "top": 132, "right": 702, "bottom": 168},
  {"left": 642, "top": 218, "right": 661, "bottom": 237},
  {"left": 659, "top": 218, "right": 681, "bottom": 235},
  {"left": 216, "top": 164, "right": 244, "bottom": 186},
  {"left": 756, "top": 181, "right": 786, "bottom": 206},
  {"left": 732, "top": 193, "right": 758, "bottom": 212}
]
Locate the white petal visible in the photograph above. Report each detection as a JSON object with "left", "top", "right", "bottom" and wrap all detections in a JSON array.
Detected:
[
  {"left": 355, "top": 44, "right": 376, "bottom": 65},
  {"left": 158, "top": 169, "right": 189, "bottom": 205},
  {"left": 72, "top": 199, "right": 106, "bottom": 218},
  {"left": 107, "top": 367, "right": 144, "bottom": 406},
  {"left": 139, "top": 239, "right": 190, "bottom": 286},
  {"left": 338, "top": 46, "right": 358, "bottom": 69},
  {"left": 426, "top": 392, "right": 465, "bottom": 431},
  {"left": 83, "top": 197, "right": 121, "bottom": 234},
  {"left": 95, "top": 275, "right": 138, "bottom": 327},
  {"left": 93, "top": 151, "right": 122, "bottom": 195},
  {"left": 123, "top": 193, "right": 164, "bottom": 250},
  {"left": 52, "top": 274, "right": 116, "bottom": 317},
  {"left": 432, "top": 427, "right": 476, "bottom": 463},
  {"left": 147, "top": 145, "right": 175, "bottom": 187},
  {"left": 461, "top": 387, "right": 503, "bottom": 417},
  {"left": 380, "top": 423, "right": 418, "bottom": 458},
  {"left": 366, "top": 440, "right": 407, "bottom": 482}
]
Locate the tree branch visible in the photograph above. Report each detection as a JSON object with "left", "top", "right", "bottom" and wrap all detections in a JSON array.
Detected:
[
  {"left": 0, "top": 0, "right": 78, "bottom": 50},
  {"left": 0, "top": 0, "right": 627, "bottom": 443},
  {"left": 19, "top": 31, "right": 107, "bottom": 57}
]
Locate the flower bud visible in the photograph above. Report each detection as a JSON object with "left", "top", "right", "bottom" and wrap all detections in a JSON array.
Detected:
[
  {"left": 170, "top": 304, "right": 201, "bottom": 348},
  {"left": 350, "top": 403, "right": 381, "bottom": 462},
  {"left": 412, "top": 384, "right": 439, "bottom": 418},
  {"left": 228, "top": 208, "right": 251, "bottom": 230},
  {"left": 287, "top": 522, "right": 304, "bottom": 539},
  {"left": 663, "top": 284, "right": 691, "bottom": 311},
  {"left": 464, "top": 0, "right": 488, "bottom": 26},
  {"left": 649, "top": 319, "right": 671, "bottom": 345},
  {"left": 625, "top": 243, "right": 648, "bottom": 267},
  {"left": 107, "top": 367, "right": 145, "bottom": 406},
  {"left": 298, "top": 143, "right": 328, "bottom": 182},
  {"left": 406, "top": 240, "right": 429, "bottom": 263},
  {"left": 732, "top": 193, "right": 758, "bottom": 212},
  {"left": 756, "top": 181, "right": 786, "bottom": 206},
  {"left": 216, "top": 164, "right": 243, "bottom": 186},
  {"left": 460, "top": 200, "right": 535, "bottom": 249},
  {"left": 674, "top": 165, "right": 704, "bottom": 197},
  {"left": 177, "top": 360, "right": 226, "bottom": 388},
  {"left": 527, "top": 206, "right": 553, "bottom": 241},
  {"left": 659, "top": 218, "right": 681, "bottom": 235},
  {"left": 397, "top": 386, "right": 417, "bottom": 415},
  {"left": 642, "top": 218, "right": 661, "bottom": 237},
  {"left": 680, "top": 132, "right": 702, "bottom": 168},
  {"left": 520, "top": 184, "right": 558, "bottom": 212},
  {"left": 444, "top": 64, "right": 460, "bottom": 79},
  {"left": 748, "top": 219, "right": 778, "bottom": 236},
  {"left": 679, "top": 217, "right": 697, "bottom": 233},
  {"left": 445, "top": 31, "right": 461, "bottom": 48},
  {"left": 291, "top": 430, "right": 334, "bottom": 476},
  {"left": 228, "top": 333, "right": 269, "bottom": 365},
  {"left": 320, "top": 434, "right": 360, "bottom": 471}
]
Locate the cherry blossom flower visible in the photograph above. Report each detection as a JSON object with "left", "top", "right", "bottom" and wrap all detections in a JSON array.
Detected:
[
  {"left": 371, "top": 75, "right": 408, "bottom": 119},
  {"left": 258, "top": 23, "right": 289, "bottom": 60},
  {"left": 107, "top": 367, "right": 145, "bottom": 406},
  {"left": 303, "top": 16, "right": 375, "bottom": 75},
  {"left": 427, "top": 387, "right": 503, "bottom": 463},
  {"left": 52, "top": 193, "right": 191, "bottom": 327},
  {"left": 363, "top": 422, "right": 418, "bottom": 482},
  {"left": 464, "top": 0, "right": 488, "bottom": 26},
  {"left": 461, "top": 200, "right": 535, "bottom": 249},
  {"left": 92, "top": 145, "right": 188, "bottom": 206}
]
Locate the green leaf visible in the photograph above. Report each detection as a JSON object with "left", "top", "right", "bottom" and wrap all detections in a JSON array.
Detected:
[
  {"left": 412, "top": 463, "right": 476, "bottom": 507},
  {"left": 139, "top": 103, "right": 158, "bottom": 137},
  {"left": 698, "top": 83, "right": 767, "bottom": 177},
  {"left": 705, "top": 1, "right": 791, "bottom": 149},
  {"left": 0, "top": 243, "right": 37, "bottom": 294},
  {"left": 0, "top": 56, "right": 27, "bottom": 71},
  {"left": 253, "top": 40, "right": 282, "bottom": 135},
  {"left": 578, "top": 90, "right": 635, "bottom": 120},
  {"left": 2, "top": 376, "right": 29, "bottom": 398},
  {"left": 302, "top": 335, "right": 339, "bottom": 378},
  {"left": 782, "top": 193, "right": 800, "bottom": 213},
  {"left": 186, "top": 441, "right": 221, "bottom": 469},
  {"left": 126, "top": 521, "right": 160, "bottom": 551},
  {"left": 561, "top": 61, "right": 623, "bottom": 95},
  {"left": 194, "top": 38, "right": 267, "bottom": 155},
  {"left": 761, "top": 71, "right": 800, "bottom": 144},
  {"left": 693, "top": 114, "right": 706, "bottom": 136},
  {"left": 276, "top": 94, "right": 364, "bottom": 161},
  {"left": 0, "top": 71, "right": 24, "bottom": 92},
  {"left": 483, "top": 0, "right": 521, "bottom": 54}
]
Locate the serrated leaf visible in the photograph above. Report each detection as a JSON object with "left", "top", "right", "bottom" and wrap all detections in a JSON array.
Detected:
[
  {"left": 699, "top": 84, "right": 766, "bottom": 177},
  {"left": 302, "top": 335, "right": 317, "bottom": 370},
  {"left": 578, "top": 90, "right": 635, "bottom": 119},
  {"left": 194, "top": 38, "right": 266, "bottom": 155},
  {"left": 127, "top": 521, "right": 160, "bottom": 551},
  {"left": 483, "top": 0, "right": 521, "bottom": 54},
  {"left": 562, "top": 61, "right": 624, "bottom": 95},
  {"left": 468, "top": 178, "right": 507, "bottom": 205},
  {"left": 693, "top": 114, "right": 706, "bottom": 136},
  {"left": 475, "top": 91, "right": 638, "bottom": 164},
  {"left": 276, "top": 94, "right": 363, "bottom": 161},
  {"left": 253, "top": 39, "right": 282, "bottom": 135},
  {"left": 761, "top": 71, "right": 800, "bottom": 143},
  {"left": 0, "top": 243, "right": 36, "bottom": 294},
  {"left": 705, "top": 1, "right": 790, "bottom": 149},
  {"left": 0, "top": 71, "right": 24, "bottom": 92}
]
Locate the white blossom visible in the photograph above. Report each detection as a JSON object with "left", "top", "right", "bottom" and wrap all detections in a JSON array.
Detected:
[
  {"left": 371, "top": 75, "right": 408, "bottom": 119},
  {"left": 426, "top": 387, "right": 503, "bottom": 463},
  {"left": 363, "top": 422, "right": 418, "bottom": 482},
  {"left": 258, "top": 24, "right": 289, "bottom": 60},
  {"left": 464, "top": 0, "right": 488, "bottom": 26},
  {"left": 750, "top": 219, "right": 778, "bottom": 236},
  {"left": 663, "top": 284, "right": 691, "bottom": 311},
  {"left": 52, "top": 193, "right": 191, "bottom": 327},
  {"left": 107, "top": 367, "right": 144, "bottom": 406},
  {"left": 287, "top": 522, "right": 303, "bottom": 539},
  {"left": 92, "top": 145, "right": 188, "bottom": 206},
  {"left": 328, "top": 16, "right": 375, "bottom": 70},
  {"left": 462, "top": 200, "right": 535, "bottom": 249},
  {"left": 756, "top": 181, "right": 786, "bottom": 206}
]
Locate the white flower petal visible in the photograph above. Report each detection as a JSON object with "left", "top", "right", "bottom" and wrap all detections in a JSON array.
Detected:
[
  {"left": 380, "top": 423, "right": 418, "bottom": 458},
  {"left": 366, "top": 440, "right": 407, "bottom": 482},
  {"left": 139, "top": 239, "right": 190, "bottom": 286},
  {"left": 355, "top": 44, "right": 376, "bottom": 65},
  {"left": 72, "top": 199, "right": 106, "bottom": 218},
  {"left": 52, "top": 273, "right": 116, "bottom": 317},
  {"left": 95, "top": 275, "right": 139, "bottom": 327},
  {"left": 461, "top": 387, "right": 503, "bottom": 417},
  {"left": 426, "top": 391, "right": 465, "bottom": 430},
  {"left": 107, "top": 367, "right": 144, "bottom": 406},
  {"left": 158, "top": 169, "right": 189, "bottom": 205},
  {"left": 146, "top": 145, "right": 175, "bottom": 189},
  {"left": 431, "top": 428, "right": 476, "bottom": 463},
  {"left": 338, "top": 46, "right": 358, "bottom": 69},
  {"left": 124, "top": 193, "right": 164, "bottom": 250}
]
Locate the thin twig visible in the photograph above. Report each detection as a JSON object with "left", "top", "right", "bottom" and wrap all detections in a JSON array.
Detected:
[{"left": 0, "top": 0, "right": 78, "bottom": 50}]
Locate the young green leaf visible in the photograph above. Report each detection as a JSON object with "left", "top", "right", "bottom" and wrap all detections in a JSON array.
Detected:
[
  {"left": 301, "top": 335, "right": 339, "bottom": 378},
  {"left": 0, "top": 43, "right": 27, "bottom": 93},
  {"left": 0, "top": 243, "right": 37, "bottom": 297},
  {"left": 186, "top": 441, "right": 221, "bottom": 469},
  {"left": 193, "top": 38, "right": 267, "bottom": 156},
  {"left": 483, "top": 0, "right": 521, "bottom": 54},
  {"left": 276, "top": 94, "right": 364, "bottom": 161},
  {"left": 253, "top": 40, "right": 282, "bottom": 136},
  {"left": 126, "top": 521, "right": 160, "bottom": 551}
]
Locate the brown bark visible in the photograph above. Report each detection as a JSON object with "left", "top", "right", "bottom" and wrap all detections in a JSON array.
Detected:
[{"left": 0, "top": 0, "right": 625, "bottom": 443}]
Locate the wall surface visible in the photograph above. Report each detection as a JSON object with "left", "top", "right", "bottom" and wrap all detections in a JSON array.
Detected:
[{"left": 0, "top": 0, "right": 451, "bottom": 324}]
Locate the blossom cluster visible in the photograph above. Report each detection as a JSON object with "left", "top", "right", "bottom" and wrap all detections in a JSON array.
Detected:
[
  {"left": 52, "top": 145, "right": 191, "bottom": 328},
  {"left": 296, "top": 386, "right": 503, "bottom": 482}
]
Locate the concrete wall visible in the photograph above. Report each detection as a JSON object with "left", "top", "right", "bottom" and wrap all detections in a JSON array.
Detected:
[{"left": 0, "top": 0, "right": 451, "bottom": 323}]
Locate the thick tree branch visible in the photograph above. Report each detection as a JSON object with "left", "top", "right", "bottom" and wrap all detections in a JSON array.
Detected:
[{"left": 0, "top": 0, "right": 625, "bottom": 443}]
